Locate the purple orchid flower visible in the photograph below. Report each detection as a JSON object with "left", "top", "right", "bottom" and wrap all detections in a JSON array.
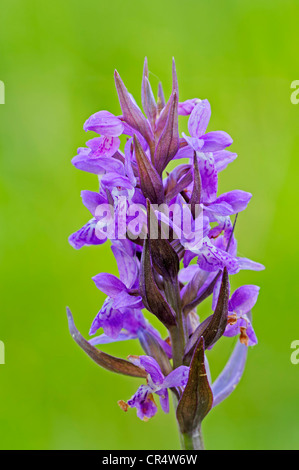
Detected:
[
  {"left": 178, "top": 98, "right": 201, "bottom": 116},
  {"left": 81, "top": 110, "right": 123, "bottom": 162},
  {"left": 120, "top": 356, "right": 189, "bottom": 421},
  {"left": 90, "top": 241, "right": 143, "bottom": 338},
  {"left": 224, "top": 285, "right": 259, "bottom": 346},
  {"left": 68, "top": 190, "right": 109, "bottom": 249},
  {"left": 68, "top": 58, "right": 265, "bottom": 450},
  {"left": 183, "top": 100, "right": 233, "bottom": 153},
  {"left": 180, "top": 230, "right": 264, "bottom": 314},
  {"left": 210, "top": 232, "right": 264, "bottom": 310},
  {"left": 89, "top": 309, "right": 172, "bottom": 359},
  {"left": 176, "top": 100, "right": 235, "bottom": 206}
]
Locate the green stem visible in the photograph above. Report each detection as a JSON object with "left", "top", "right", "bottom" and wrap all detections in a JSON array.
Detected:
[
  {"left": 172, "top": 395, "right": 205, "bottom": 450},
  {"left": 164, "top": 279, "right": 187, "bottom": 368},
  {"left": 166, "top": 278, "right": 204, "bottom": 449},
  {"left": 169, "top": 325, "right": 185, "bottom": 368},
  {"left": 180, "top": 429, "right": 205, "bottom": 450}
]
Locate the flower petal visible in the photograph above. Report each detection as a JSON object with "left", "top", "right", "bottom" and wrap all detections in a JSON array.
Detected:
[
  {"left": 212, "top": 341, "right": 248, "bottom": 407},
  {"left": 139, "top": 356, "right": 165, "bottom": 385},
  {"left": 101, "top": 172, "right": 134, "bottom": 190},
  {"left": 201, "top": 131, "right": 233, "bottom": 152},
  {"left": 197, "top": 237, "right": 239, "bottom": 274},
  {"left": 89, "top": 332, "right": 137, "bottom": 346},
  {"left": 92, "top": 273, "right": 126, "bottom": 297},
  {"left": 81, "top": 190, "right": 107, "bottom": 217},
  {"left": 162, "top": 366, "right": 190, "bottom": 388},
  {"left": 229, "top": 285, "right": 260, "bottom": 315},
  {"left": 111, "top": 241, "right": 139, "bottom": 289},
  {"left": 237, "top": 257, "right": 265, "bottom": 271},
  {"left": 182, "top": 133, "right": 204, "bottom": 152},
  {"left": 83, "top": 110, "right": 124, "bottom": 136},
  {"left": 188, "top": 100, "right": 211, "bottom": 137},
  {"left": 72, "top": 147, "right": 123, "bottom": 174},
  {"left": 90, "top": 301, "right": 124, "bottom": 338},
  {"left": 69, "top": 218, "right": 105, "bottom": 249},
  {"left": 89, "top": 136, "right": 121, "bottom": 159},
  {"left": 112, "top": 291, "right": 143, "bottom": 309},
  {"left": 157, "top": 389, "right": 169, "bottom": 413},
  {"left": 178, "top": 98, "right": 201, "bottom": 116},
  {"left": 127, "top": 385, "right": 158, "bottom": 420},
  {"left": 213, "top": 150, "right": 237, "bottom": 172},
  {"left": 206, "top": 190, "right": 252, "bottom": 216},
  {"left": 197, "top": 154, "right": 218, "bottom": 204}
]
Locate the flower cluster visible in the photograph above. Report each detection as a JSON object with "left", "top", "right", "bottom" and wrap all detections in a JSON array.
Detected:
[{"left": 67, "top": 58, "right": 264, "bottom": 448}]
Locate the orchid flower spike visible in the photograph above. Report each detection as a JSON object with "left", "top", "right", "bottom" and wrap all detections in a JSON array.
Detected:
[{"left": 67, "top": 58, "right": 264, "bottom": 450}]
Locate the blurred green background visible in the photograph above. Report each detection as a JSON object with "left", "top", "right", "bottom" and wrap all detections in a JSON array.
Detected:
[{"left": 0, "top": 0, "right": 298, "bottom": 450}]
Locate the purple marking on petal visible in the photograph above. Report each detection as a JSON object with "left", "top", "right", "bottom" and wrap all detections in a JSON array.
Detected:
[
  {"left": 89, "top": 299, "right": 124, "bottom": 338},
  {"left": 197, "top": 154, "right": 218, "bottom": 204},
  {"left": 127, "top": 384, "right": 149, "bottom": 407},
  {"left": 197, "top": 237, "right": 239, "bottom": 274},
  {"left": 72, "top": 139, "right": 123, "bottom": 174},
  {"left": 128, "top": 385, "right": 158, "bottom": 420},
  {"left": 88, "top": 136, "right": 121, "bottom": 159},
  {"left": 69, "top": 218, "right": 106, "bottom": 249}
]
